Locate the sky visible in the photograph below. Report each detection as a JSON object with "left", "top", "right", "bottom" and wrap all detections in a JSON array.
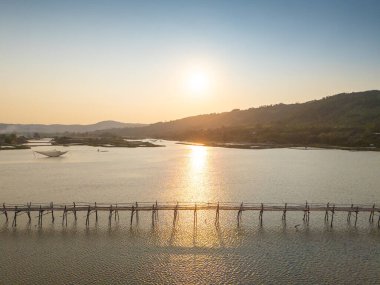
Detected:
[{"left": 1, "top": 0, "right": 379, "bottom": 124}]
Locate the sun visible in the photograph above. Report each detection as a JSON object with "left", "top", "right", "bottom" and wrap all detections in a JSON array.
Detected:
[{"left": 186, "top": 70, "right": 210, "bottom": 95}]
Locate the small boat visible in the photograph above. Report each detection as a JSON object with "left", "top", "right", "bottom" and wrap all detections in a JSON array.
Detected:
[{"left": 34, "top": 149, "right": 68, "bottom": 157}]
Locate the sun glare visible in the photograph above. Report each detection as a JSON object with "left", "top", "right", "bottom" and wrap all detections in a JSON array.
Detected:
[{"left": 185, "top": 70, "right": 210, "bottom": 95}]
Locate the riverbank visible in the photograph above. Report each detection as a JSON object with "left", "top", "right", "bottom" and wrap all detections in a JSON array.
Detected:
[{"left": 176, "top": 141, "right": 380, "bottom": 151}]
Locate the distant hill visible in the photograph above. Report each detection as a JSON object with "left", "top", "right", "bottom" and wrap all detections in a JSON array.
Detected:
[
  {"left": 0, "top": 120, "right": 146, "bottom": 135},
  {"left": 105, "top": 90, "right": 380, "bottom": 147}
]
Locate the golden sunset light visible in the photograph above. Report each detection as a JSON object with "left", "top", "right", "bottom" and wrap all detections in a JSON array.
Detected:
[{"left": 1, "top": 1, "right": 380, "bottom": 284}]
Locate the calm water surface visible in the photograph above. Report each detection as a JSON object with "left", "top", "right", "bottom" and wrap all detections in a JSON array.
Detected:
[{"left": 0, "top": 141, "right": 379, "bottom": 284}]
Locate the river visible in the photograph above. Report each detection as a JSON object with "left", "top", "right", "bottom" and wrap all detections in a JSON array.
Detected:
[{"left": 0, "top": 141, "right": 379, "bottom": 284}]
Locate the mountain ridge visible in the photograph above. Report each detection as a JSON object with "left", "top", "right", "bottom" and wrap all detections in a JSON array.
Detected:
[
  {"left": 101, "top": 90, "right": 380, "bottom": 147},
  {"left": 0, "top": 120, "right": 146, "bottom": 134}
]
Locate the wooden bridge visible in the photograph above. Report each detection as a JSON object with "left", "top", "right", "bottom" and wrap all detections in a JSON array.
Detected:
[{"left": 1, "top": 202, "right": 379, "bottom": 228}]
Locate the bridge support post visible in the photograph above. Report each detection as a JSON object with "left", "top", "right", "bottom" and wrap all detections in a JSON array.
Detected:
[
  {"left": 369, "top": 204, "right": 375, "bottom": 223},
  {"left": 73, "top": 202, "right": 77, "bottom": 221},
  {"left": 355, "top": 207, "right": 359, "bottom": 227},
  {"left": 130, "top": 205, "right": 135, "bottom": 226},
  {"left": 259, "top": 203, "right": 264, "bottom": 226},
  {"left": 12, "top": 206, "right": 17, "bottom": 227},
  {"left": 86, "top": 205, "right": 91, "bottom": 226},
  {"left": 282, "top": 203, "right": 287, "bottom": 221},
  {"left": 193, "top": 203, "right": 197, "bottom": 227},
  {"left": 51, "top": 202, "right": 55, "bottom": 223},
  {"left": 325, "top": 203, "right": 330, "bottom": 222},
  {"left": 152, "top": 204, "right": 156, "bottom": 226},
  {"left": 330, "top": 205, "right": 335, "bottom": 228},
  {"left": 215, "top": 202, "right": 220, "bottom": 225},
  {"left": 95, "top": 202, "right": 98, "bottom": 222},
  {"left": 135, "top": 202, "right": 139, "bottom": 224},
  {"left": 3, "top": 203, "right": 8, "bottom": 222},
  {"left": 173, "top": 202, "right": 179, "bottom": 225},
  {"left": 27, "top": 202, "right": 31, "bottom": 222}
]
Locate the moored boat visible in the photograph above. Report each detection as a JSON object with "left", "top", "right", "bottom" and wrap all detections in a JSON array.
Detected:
[{"left": 34, "top": 149, "right": 68, "bottom": 157}]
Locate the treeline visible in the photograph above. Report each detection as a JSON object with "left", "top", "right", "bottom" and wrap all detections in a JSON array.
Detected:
[
  {"left": 100, "top": 90, "right": 380, "bottom": 147},
  {"left": 0, "top": 134, "right": 28, "bottom": 145},
  {"left": 156, "top": 125, "right": 380, "bottom": 147}
]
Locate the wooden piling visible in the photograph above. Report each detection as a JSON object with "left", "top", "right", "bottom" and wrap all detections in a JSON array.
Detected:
[
  {"left": 282, "top": 203, "right": 287, "bottom": 221},
  {"left": 259, "top": 203, "right": 264, "bottom": 226},
  {"left": 194, "top": 203, "right": 197, "bottom": 227},
  {"left": 237, "top": 202, "right": 243, "bottom": 226},
  {"left": 369, "top": 204, "right": 375, "bottom": 223},
  {"left": 86, "top": 205, "right": 91, "bottom": 226},
  {"left": 330, "top": 204, "right": 335, "bottom": 228},
  {"left": 3, "top": 203, "right": 8, "bottom": 221},
  {"left": 152, "top": 204, "right": 156, "bottom": 226},
  {"left": 215, "top": 202, "right": 220, "bottom": 225},
  {"left": 130, "top": 205, "right": 135, "bottom": 225},
  {"left": 95, "top": 202, "right": 98, "bottom": 222},
  {"left": 325, "top": 202, "right": 330, "bottom": 221},
  {"left": 155, "top": 201, "right": 159, "bottom": 221},
  {"left": 115, "top": 204, "right": 119, "bottom": 221},
  {"left": 51, "top": 202, "right": 55, "bottom": 223},
  {"left": 12, "top": 206, "right": 17, "bottom": 227},
  {"left": 135, "top": 202, "right": 139, "bottom": 223},
  {"left": 303, "top": 201, "right": 308, "bottom": 221},
  {"left": 73, "top": 202, "right": 77, "bottom": 221},
  {"left": 347, "top": 204, "right": 353, "bottom": 222},
  {"left": 62, "top": 205, "right": 67, "bottom": 226},
  {"left": 173, "top": 202, "right": 179, "bottom": 225},
  {"left": 355, "top": 207, "right": 359, "bottom": 227},
  {"left": 108, "top": 205, "right": 113, "bottom": 225},
  {"left": 27, "top": 202, "right": 31, "bottom": 222}
]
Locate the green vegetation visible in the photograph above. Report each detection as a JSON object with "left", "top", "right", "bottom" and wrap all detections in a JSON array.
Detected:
[
  {"left": 53, "top": 136, "right": 162, "bottom": 148},
  {"left": 0, "top": 134, "right": 30, "bottom": 150},
  {"left": 105, "top": 90, "right": 380, "bottom": 149}
]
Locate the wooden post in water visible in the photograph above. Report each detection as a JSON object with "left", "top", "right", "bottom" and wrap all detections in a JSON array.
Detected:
[
  {"left": 51, "top": 202, "right": 55, "bottom": 223},
  {"left": 194, "top": 203, "right": 197, "bottom": 227},
  {"left": 115, "top": 204, "right": 119, "bottom": 221},
  {"left": 62, "top": 205, "right": 67, "bottom": 226},
  {"left": 73, "top": 202, "right": 77, "bottom": 221},
  {"left": 3, "top": 203, "right": 8, "bottom": 222},
  {"left": 135, "top": 202, "right": 139, "bottom": 223},
  {"left": 325, "top": 202, "right": 330, "bottom": 222},
  {"left": 237, "top": 202, "right": 243, "bottom": 226},
  {"left": 282, "top": 203, "right": 287, "bottom": 221},
  {"left": 173, "top": 202, "right": 179, "bottom": 225},
  {"left": 347, "top": 204, "right": 353, "bottom": 223},
  {"left": 12, "top": 206, "right": 17, "bottom": 227},
  {"left": 259, "top": 203, "right": 264, "bottom": 226},
  {"left": 155, "top": 201, "right": 159, "bottom": 221},
  {"left": 27, "top": 202, "right": 31, "bottom": 222},
  {"left": 108, "top": 205, "right": 113, "bottom": 225},
  {"left": 86, "top": 205, "right": 91, "bottom": 226},
  {"left": 151, "top": 204, "right": 156, "bottom": 226},
  {"left": 369, "top": 204, "right": 375, "bottom": 223},
  {"left": 355, "top": 206, "right": 359, "bottom": 227},
  {"left": 215, "top": 202, "right": 220, "bottom": 225},
  {"left": 130, "top": 205, "right": 135, "bottom": 226},
  {"left": 303, "top": 201, "right": 308, "bottom": 221},
  {"left": 330, "top": 204, "right": 335, "bottom": 228},
  {"left": 95, "top": 202, "right": 98, "bottom": 222}
]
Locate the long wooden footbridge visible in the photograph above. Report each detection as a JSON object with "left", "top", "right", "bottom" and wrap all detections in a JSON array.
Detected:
[{"left": 1, "top": 202, "right": 379, "bottom": 228}]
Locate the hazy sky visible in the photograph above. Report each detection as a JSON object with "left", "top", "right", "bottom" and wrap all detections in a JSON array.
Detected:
[{"left": 1, "top": 0, "right": 379, "bottom": 124}]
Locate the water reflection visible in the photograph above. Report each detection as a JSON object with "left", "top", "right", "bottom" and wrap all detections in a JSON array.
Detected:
[
  {"left": 184, "top": 146, "right": 210, "bottom": 202},
  {"left": 189, "top": 145, "right": 207, "bottom": 172}
]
